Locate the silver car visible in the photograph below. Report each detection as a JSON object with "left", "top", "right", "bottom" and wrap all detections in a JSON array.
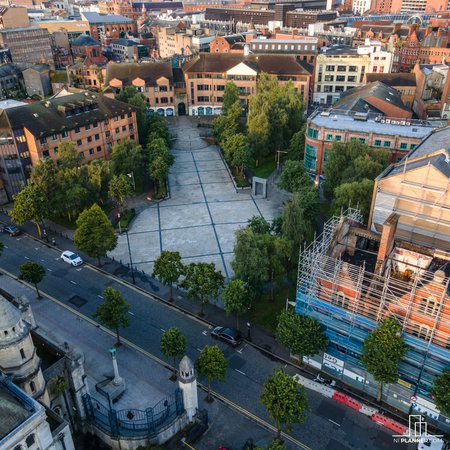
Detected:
[{"left": 61, "top": 250, "right": 83, "bottom": 267}]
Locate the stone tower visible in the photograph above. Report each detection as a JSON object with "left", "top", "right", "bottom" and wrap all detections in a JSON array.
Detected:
[
  {"left": 0, "top": 295, "right": 48, "bottom": 403},
  {"left": 178, "top": 356, "right": 198, "bottom": 422}
]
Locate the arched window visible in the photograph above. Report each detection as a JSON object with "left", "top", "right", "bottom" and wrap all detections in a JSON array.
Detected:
[
  {"left": 20, "top": 349, "right": 26, "bottom": 359},
  {"left": 25, "top": 434, "right": 35, "bottom": 447},
  {"left": 30, "top": 381, "right": 36, "bottom": 393}
]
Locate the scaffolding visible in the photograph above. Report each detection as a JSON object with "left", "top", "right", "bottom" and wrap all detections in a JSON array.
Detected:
[{"left": 296, "top": 209, "right": 450, "bottom": 389}]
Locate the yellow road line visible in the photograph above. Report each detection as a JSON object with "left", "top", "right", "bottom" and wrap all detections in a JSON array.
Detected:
[{"left": 1, "top": 269, "right": 312, "bottom": 450}]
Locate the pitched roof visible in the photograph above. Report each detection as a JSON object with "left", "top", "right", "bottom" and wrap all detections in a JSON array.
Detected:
[
  {"left": 365, "top": 72, "right": 416, "bottom": 87},
  {"left": 0, "top": 64, "right": 21, "bottom": 78},
  {"left": 105, "top": 62, "right": 173, "bottom": 86},
  {"left": 334, "top": 81, "right": 411, "bottom": 114},
  {"left": 182, "top": 53, "right": 313, "bottom": 76},
  {"left": 223, "top": 34, "right": 245, "bottom": 45},
  {"left": 0, "top": 91, "right": 135, "bottom": 138},
  {"left": 81, "top": 12, "right": 133, "bottom": 24},
  {"left": 111, "top": 38, "right": 139, "bottom": 46},
  {"left": 71, "top": 34, "right": 100, "bottom": 47}
]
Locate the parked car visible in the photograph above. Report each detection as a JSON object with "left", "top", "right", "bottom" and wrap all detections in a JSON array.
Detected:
[
  {"left": 211, "top": 327, "right": 242, "bottom": 347},
  {"left": 0, "top": 225, "right": 22, "bottom": 236},
  {"left": 60, "top": 250, "right": 83, "bottom": 267}
]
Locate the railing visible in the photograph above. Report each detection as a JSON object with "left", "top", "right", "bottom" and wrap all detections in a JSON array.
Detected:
[{"left": 83, "top": 389, "right": 184, "bottom": 438}]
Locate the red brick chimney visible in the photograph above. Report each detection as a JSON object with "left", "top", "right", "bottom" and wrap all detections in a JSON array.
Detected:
[{"left": 375, "top": 213, "right": 399, "bottom": 273}]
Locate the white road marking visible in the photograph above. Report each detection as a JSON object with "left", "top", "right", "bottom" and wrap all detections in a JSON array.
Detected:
[
  {"left": 97, "top": 295, "right": 104, "bottom": 300},
  {"left": 55, "top": 258, "right": 60, "bottom": 261},
  {"left": 160, "top": 328, "right": 165, "bottom": 332},
  {"left": 128, "top": 311, "right": 135, "bottom": 316},
  {"left": 70, "top": 280, "right": 77, "bottom": 285},
  {"left": 235, "top": 369, "right": 246, "bottom": 376},
  {"left": 196, "top": 348, "right": 202, "bottom": 352},
  {"left": 35, "top": 247, "right": 40, "bottom": 250},
  {"left": 47, "top": 268, "right": 52, "bottom": 272},
  {"left": 328, "top": 419, "right": 340, "bottom": 427},
  {"left": 41, "top": 259, "right": 45, "bottom": 262},
  {"left": 3, "top": 245, "right": 8, "bottom": 249},
  {"left": 202, "top": 330, "right": 207, "bottom": 336},
  {"left": 76, "top": 268, "right": 82, "bottom": 272},
  {"left": 24, "top": 256, "right": 30, "bottom": 260}
]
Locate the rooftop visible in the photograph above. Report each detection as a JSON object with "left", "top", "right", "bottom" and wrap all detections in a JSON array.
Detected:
[
  {"left": 0, "top": 91, "right": 135, "bottom": 138},
  {"left": 71, "top": 34, "right": 100, "bottom": 47},
  {"left": 365, "top": 72, "right": 416, "bottom": 87},
  {"left": 0, "top": 376, "right": 35, "bottom": 440},
  {"left": 408, "top": 126, "right": 450, "bottom": 158},
  {"left": 105, "top": 62, "right": 173, "bottom": 85},
  {"left": 309, "top": 109, "right": 444, "bottom": 139},
  {"left": 81, "top": 12, "right": 134, "bottom": 24},
  {"left": 111, "top": 38, "right": 140, "bottom": 46}
]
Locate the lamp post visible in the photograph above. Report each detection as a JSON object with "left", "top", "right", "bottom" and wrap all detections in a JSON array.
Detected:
[
  {"left": 246, "top": 321, "right": 252, "bottom": 341},
  {"left": 127, "top": 171, "right": 135, "bottom": 191},
  {"left": 125, "top": 229, "right": 136, "bottom": 284}
]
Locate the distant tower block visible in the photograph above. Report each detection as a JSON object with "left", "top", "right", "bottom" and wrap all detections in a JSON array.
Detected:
[{"left": 178, "top": 356, "right": 198, "bottom": 422}]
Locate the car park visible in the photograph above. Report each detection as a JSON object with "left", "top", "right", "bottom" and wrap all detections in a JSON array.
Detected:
[
  {"left": 211, "top": 326, "right": 242, "bottom": 347},
  {"left": 61, "top": 250, "right": 83, "bottom": 267}
]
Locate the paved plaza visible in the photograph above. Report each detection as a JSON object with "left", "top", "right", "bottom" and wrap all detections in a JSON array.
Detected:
[{"left": 109, "top": 116, "right": 284, "bottom": 279}]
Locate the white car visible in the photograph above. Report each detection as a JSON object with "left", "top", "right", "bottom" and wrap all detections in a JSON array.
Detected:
[{"left": 61, "top": 250, "right": 83, "bottom": 267}]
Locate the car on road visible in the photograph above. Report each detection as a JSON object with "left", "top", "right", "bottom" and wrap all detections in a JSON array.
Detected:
[
  {"left": 61, "top": 250, "right": 83, "bottom": 267},
  {"left": 1, "top": 225, "right": 22, "bottom": 236},
  {"left": 211, "top": 326, "right": 242, "bottom": 347}
]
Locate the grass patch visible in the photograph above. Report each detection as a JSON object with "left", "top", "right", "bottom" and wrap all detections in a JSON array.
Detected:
[
  {"left": 117, "top": 209, "right": 135, "bottom": 229},
  {"left": 250, "top": 284, "right": 297, "bottom": 332},
  {"left": 251, "top": 156, "right": 277, "bottom": 179}
]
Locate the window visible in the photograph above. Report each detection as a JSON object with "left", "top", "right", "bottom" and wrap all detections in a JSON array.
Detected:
[
  {"left": 20, "top": 348, "right": 25, "bottom": 359},
  {"left": 76, "top": 139, "right": 82, "bottom": 146},
  {"left": 326, "top": 134, "right": 333, "bottom": 141},
  {"left": 62, "top": 131, "right": 68, "bottom": 138},
  {"left": 39, "top": 137, "right": 47, "bottom": 144},
  {"left": 336, "top": 75, "right": 345, "bottom": 82},
  {"left": 348, "top": 66, "right": 358, "bottom": 72},
  {"left": 383, "top": 141, "right": 391, "bottom": 148},
  {"left": 400, "top": 142, "right": 408, "bottom": 150},
  {"left": 51, "top": 133, "right": 57, "bottom": 140},
  {"left": 412, "top": 324, "right": 430, "bottom": 341},
  {"left": 26, "top": 434, "right": 35, "bottom": 447},
  {"left": 335, "top": 135, "right": 342, "bottom": 141},
  {"left": 127, "top": 112, "right": 132, "bottom": 118},
  {"left": 325, "top": 65, "right": 335, "bottom": 71},
  {"left": 374, "top": 139, "right": 381, "bottom": 147},
  {"left": 197, "top": 96, "right": 209, "bottom": 102},
  {"left": 122, "top": 125, "right": 126, "bottom": 132},
  {"left": 87, "top": 136, "right": 92, "bottom": 143},
  {"left": 97, "top": 146, "right": 102, "bottom": 153},
  {"left": 115, "top": 128, "right": 119, "bottom": 134},
  {"left": 410, "top": 143, "right": 417, "bottom": 150},
  {"left": 307, "top": 127, "right": 318, "bottom": 139},
  {"left": 89, "top": 148, "right": 94, "bottom": 155},
  {"left": 324, "top": 75, "right": 334, "bottom": 82},
  {"left": 120, "top": 114, "right": 125, "bottom": 120},
  {"left": 421, "top": 296, "right": 438, "bottom": 315},
  {"left": 359, "top": 138, "right": 366, "bottom": 144},
  {"left": 337, "top": 65, "right": 346, "bottom": 72},
  {"left": 85, "top": 124, "right": 90, "bottom": 130},
  {"left": 30, "top": 381, "right": 35, "bottom": 393},
  {"left": 105, "top": 131, "right": 110, "bottom": 137},
  {"left": 332, "top": 291, "right": 348, "bottom": 308},
  {"left": 92, "top": 121, "right": 98, "bottom": 128},
  {"left": 304, "top": 143, "right": 317, "bottom": 171},
  {"left": 114, "top": 116, "right": 119, "bottom": 122},
  {"left": 129, "top": 124, "right": 134, "bottom": 130},
  {"left": 43, "top": 150, "right": 49, "bottom": 157}
]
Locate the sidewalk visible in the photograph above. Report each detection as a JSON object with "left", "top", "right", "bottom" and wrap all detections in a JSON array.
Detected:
[{"left": 0, "top": 207, "right": 418, "bottom": 438}]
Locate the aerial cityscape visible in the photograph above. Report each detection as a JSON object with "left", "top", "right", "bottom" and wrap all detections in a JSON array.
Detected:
[{"left": 0, "top": 0, "right": 449, "bottom": 448}]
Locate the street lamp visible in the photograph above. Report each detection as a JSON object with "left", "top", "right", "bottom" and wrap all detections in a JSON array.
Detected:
[
  {"left": 127, "top": 171, "right": 136, "bottom": 191},
  {"left": 246, "top": 322, "right": 252, "bottom": 341}
]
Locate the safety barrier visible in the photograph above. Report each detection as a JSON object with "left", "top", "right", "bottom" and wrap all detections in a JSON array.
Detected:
[
  {"left": 370, "top": 413, "right": 408, "bottom": 435},
  {"left": 332, "top": 392, "right": 362, "bottom": 411}
]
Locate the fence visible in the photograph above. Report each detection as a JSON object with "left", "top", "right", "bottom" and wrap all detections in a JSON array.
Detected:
[{"left": 82, "top": 389, "right": 184, "bottom": 438}]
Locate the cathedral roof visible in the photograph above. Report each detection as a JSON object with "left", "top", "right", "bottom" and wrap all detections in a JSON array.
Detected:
[{"left": 0, "top": 295, "right": 21, "bottom": 330}]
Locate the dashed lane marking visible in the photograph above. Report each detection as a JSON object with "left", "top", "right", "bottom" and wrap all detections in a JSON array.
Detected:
[
  {"left": 328, "top": 419, "right": 340, "bottom": 427},
  {"left": 47, "top": 269, "right": 52, "bottom": 272},
  {"left": 235, "top": 369, "right": 246, "bottom": 376},
  {"left": 70, "top": 280, "right": 77, "bottom": 285},
  {"left": 97, "top": 295, "right": 104, "bottom": 300},
  {"left": 128, "top": 311, "right": 135, "bottom": 316},
  {"left": 202, "top": 330, "right": 207, "bottom": 336},
  {"left": 24, "top": 256, "right": 30, "bottom": 260}
]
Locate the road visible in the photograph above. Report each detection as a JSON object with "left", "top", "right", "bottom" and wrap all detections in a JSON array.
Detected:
[{"left": 0, "top": 233, "right": 412, "bottom": 450}]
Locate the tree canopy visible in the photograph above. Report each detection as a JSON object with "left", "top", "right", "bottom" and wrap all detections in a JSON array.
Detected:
[
  {"left": 276, "top": 309, "right": 328, "bottom": 362},
  {"left": 222, "top": 81, "right": 240, "bottom": 114},
  {"left": 179, "top": 262, "right": 224, "bottom": 315},
  {"left": 160, "top": 327, "right": 186, "bottom": 377},
  {"left": 260, "top": 368, "right": 309, "bottom": 439},
  {"left": 74, "top": 203, "right": 117, "bottom": 266},
  {"left": 152, "top": 251, "right": 184, "bottom": 300},
  {"left": 431, "top": 369, "right": 450, "bottom": 415},
  {"left": 108, "top": 174, "right": 133, "bottom": 211},
  {"left": 361, "top": 317, "right": 406, "bottom": 402},
  {"left": 277, "top": 160, "right": 312, "bottom": 193},
  {"left": 110, "top": 138, "right": 144, "bottom": 178},
  {"left": 19, "top": 261, "right": 46, "bottom": 299},
  {"left": 195, "top": 345, "right": 228, "bottom": 400},
  {"left": 116, "top": 86, "right": 148, "bottom": 144},
  {"left": 222, "top": 279, "right": 251, "bottom": 330},
  {"left": 333, "top": 178, "right": 375, "bottom": 221},
  {"left": 94, "top": 287, "right": 130, "bottom": 345}
]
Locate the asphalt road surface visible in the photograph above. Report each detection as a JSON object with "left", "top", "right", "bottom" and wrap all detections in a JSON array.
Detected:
[{"left": 0, "top": 233, "right": 414, "bottom": 450}]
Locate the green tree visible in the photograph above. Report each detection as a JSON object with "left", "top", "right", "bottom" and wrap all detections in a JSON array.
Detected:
[
  {"left": 19, "top": 261, "right": 46, "bottom": 299},
  {"left": 267, "top": 439, "right": 286, "bottom": 450},
  {"left": 222, "top": 133, "right": 251, "bottom": 178},
  {"left": 116, "top": 86, "right": 148, "bottom": 144},
  {"left": 265, "top": 234, "right": 292, "bottom": 300},
  {"left": 361, "top": 317, "right": 406, "bottom": 402},
  {"left": 160, "top": 327, "right": 186, "bottom": 378},
  {"left": 333, "top": 178, "right": 374, "bottom": 222},
  {"left": 74, "top": 203, "right": 117, "bottom": 266},
  {"left": 277, "top": 160, "right": 312, "bottom": 193},
  {"left": 247, "top": 215, "right": 271, "bottom": 234},
  {"left": 260, "top": 369, "right": 309, "bottom": 440},
  {"left": 58, "top": 142, "right": 83, "bottom": 170},
  {"left": 49, "top": 375, "right": 69, "bottom": 397},
  {"left": 277, "top": 309, "right": 328, "bottom": 363},
  {"left": 431, "top": 369, "right": 450, "bottom": 415},
  {"left": 214, "top": 100, "right": 243, "bottom": 144},
  {"left": 152, "top": 251, "right": 184, "bottom": 301},
  {"left": 110, "top": 138, "right": 144, "bottom": 178},
  {"left": 179, "top": 262, "right": 224, "bottom": 316},
  {"left": 109, "top": 174, "right": 133, "bottom": 212},
  {"left": 287, "top": 125, "right": 306, "bottom": 161},
  {"left": 10, "top": 184, "right": 49, "bottom": 237},
  {"left": 195, "top": 345, "right": 227, "bottom": 401},
  {"left": 94, "top": 287, "right": 130, "bottom": 345},
  {"left": 148, "top": 114, "right": 170, "bottom": 145},
  {"left": 247, "top": 73, "right": 303, "bottom": 160},
  {"left": 222, "top": 81, "right": 240, "bottom": 114},
  {"left": 149, "top": 155, "right": 170, "bottom": 196},
  {"left": 222, "top": 279, "right": 251, "bottom": 330},
  {"left": 87, "top": 159, "right": 110, "bottom": 205},
  {"left": 30, "top": 157, "right": 60, "bottom": 212}
]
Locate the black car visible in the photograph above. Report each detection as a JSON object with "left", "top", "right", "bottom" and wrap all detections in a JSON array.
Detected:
[
  {"left": 1, "top": 225, "right": 22, "bottom": 236},
  {"left": 211, "top": 326, "right": 242, "bottom": 347}
]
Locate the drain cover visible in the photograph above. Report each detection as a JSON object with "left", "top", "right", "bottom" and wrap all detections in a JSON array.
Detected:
[{"left": 68, "top": 295, "right": 87, "bottom": 307}]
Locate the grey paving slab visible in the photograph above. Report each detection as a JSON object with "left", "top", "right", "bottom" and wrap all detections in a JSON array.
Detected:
[
  {"left": 168, "top": 171, "right": 200, "bottom": 186},
  {"left": 109, "top": 230, "right": 161, "bottom": 265},
  {"left": 159, "top": 203, "right": 211, "bottom": 229},
  {"left": 163, "top": 184, "right": 205, "bottom": 206},
  {"left": 223, "top": 252, "right": 236, "bottom": 278},
  {"left": 195, "top": 159, "right": 226, "bottom": 171},
  {"left": 199, "top": 169, "right": 230, "bottom": 184},
  {"left": 253, "top": 198, "right": 283, "bottom": 221},
  {"left": 203, "top": 183, "right": 246, "bottom": 202},
  {"left": 193, "top": 149, "right": 222, "bottom": 161},
  {"left": 128, "top": 206, "right": 160, "bottom": 233},
  {"left": 170, "top": 160, "right": 197, "bottom": 173},
  {"left": 162, "top": 225, "right": 219, "bottom": 258},
  {"left": 215, "top": 223, "right": 246, "bottom": 253},
  {"left": 209, "top": 199, "right": 260, "bottom": 224},
  {"left": 170, "top": 151, "right": 193, "bottom": 162}
]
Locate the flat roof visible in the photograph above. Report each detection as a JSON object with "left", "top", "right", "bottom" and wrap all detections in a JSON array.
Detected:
[{"left": 310, "top": 112, "right": 441, "bottom": 139}]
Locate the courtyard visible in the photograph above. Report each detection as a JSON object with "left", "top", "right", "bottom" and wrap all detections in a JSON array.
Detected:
[{"left": 109, "top": 116, "right": 285, "bottom": 279}]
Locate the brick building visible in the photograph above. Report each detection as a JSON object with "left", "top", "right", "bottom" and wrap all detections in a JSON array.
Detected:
[
  {"left": 365, "top": 73, "right": 416, "bottom": 107},
  {"left": 284, "top": 10, "right": 337, "bottom": 28},
  {"left": 210, "top": 34, "right": 246, "bottom": 53},
  {"left": 250, "top": 37, "right": 318, "bottom": 63},
  {"left": 183, "top": 53, "right": 312, "bottom": 115},
  {"left": 0, "top": 90, "right": 138, "bottom": 198}
]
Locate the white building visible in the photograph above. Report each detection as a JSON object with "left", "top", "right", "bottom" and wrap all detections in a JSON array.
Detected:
[{"left": 352, "top": 0, "right": 372, "bottom": 15}]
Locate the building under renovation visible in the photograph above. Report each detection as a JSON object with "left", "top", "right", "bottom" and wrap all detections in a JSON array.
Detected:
[{"left": 296, "top": 132, "right": 450, "bottom": 433}]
